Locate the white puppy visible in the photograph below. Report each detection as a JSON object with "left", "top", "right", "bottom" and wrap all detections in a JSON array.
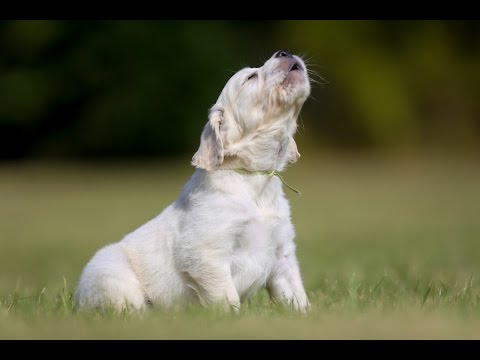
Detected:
[{"left": 75, "top": 50, "right": 311, "bottom": 313}]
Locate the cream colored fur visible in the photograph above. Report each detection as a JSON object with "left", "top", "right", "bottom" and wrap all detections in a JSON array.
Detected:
[{"left": 75, "top": 51, "right": 311, "bottom": 313}]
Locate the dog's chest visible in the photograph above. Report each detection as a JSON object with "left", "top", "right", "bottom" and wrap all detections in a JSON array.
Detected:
[{"left": 230, "top": 200, "right": 286, "bottom": 298}]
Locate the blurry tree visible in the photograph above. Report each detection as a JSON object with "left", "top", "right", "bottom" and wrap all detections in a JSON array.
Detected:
[
  {"left": 281, "top": 20, "right": 480, "bottom": 149},
  {"left": 0, "top": 20, "right": 478, "bottom": 159},
  {"left": 0, "top": 21, "right": 269, "bottom": 158}
]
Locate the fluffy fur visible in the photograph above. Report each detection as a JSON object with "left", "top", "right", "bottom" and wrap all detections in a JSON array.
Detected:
[{"left": 75, "top": 51, "right": 311, "bottom": 313}]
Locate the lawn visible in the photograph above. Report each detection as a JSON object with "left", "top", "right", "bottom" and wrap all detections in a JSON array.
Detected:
[{"left": 1, "top": 152, "right": 479, "bottom": 339}]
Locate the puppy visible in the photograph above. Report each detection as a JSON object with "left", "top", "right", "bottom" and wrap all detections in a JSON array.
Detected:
[{"left": 75, "top": 50, "right": 311, "bottom": 313}]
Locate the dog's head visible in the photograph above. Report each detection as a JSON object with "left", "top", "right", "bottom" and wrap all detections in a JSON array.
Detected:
[{"left": 192, "top": 50, "right": 311, "bottom": 171}]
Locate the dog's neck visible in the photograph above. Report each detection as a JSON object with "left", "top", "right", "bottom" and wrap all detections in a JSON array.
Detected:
[
  {"left": 221, "top": 168, "right": 301, "bottom": 194},
  {"left": 221, "top": 114, "right": 299, "bottom": 173}
]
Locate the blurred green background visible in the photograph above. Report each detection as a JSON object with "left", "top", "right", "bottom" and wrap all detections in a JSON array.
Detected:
[
  {"left": 1, "top": 20, "right": 479, "bottom": 159},
  {"left": 1, "top": 20, "right": 480, "bottom": 339}
]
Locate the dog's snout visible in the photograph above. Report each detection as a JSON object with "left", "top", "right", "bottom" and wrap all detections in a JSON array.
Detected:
[{"left": 275, "top": 50, "right": 293, "bottom": 58}]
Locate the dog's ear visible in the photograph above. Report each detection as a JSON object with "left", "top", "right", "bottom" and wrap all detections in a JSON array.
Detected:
[
  {"left": 287, "top": 136, "right": 300, "bottom": 164},
  {"left": 192, "top": 107, "right": 226, "bottom": 171}
]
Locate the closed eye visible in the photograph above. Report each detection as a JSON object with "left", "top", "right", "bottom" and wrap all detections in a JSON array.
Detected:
[{"left": 246, "top": 72, "right": 257, "bottom": 81}]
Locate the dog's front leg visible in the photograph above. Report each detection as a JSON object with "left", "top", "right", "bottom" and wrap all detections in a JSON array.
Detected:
[
  {"left": 186, "top": 263, "right": 240, "bottom": 313},
  {"left": 266, "top": 245, "right": 310, "bottom": 313}
]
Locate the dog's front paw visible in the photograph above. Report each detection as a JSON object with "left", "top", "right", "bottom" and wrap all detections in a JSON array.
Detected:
[{"left": 290, "top": 294, "right": 310, "bottom": 314}]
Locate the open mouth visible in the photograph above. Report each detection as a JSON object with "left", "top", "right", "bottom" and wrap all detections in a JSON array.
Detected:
[
  {"left": 289, "top": 62, "right": 302, "bottom": 72},
  {"left": 279, "top": 59, "right": 306, "bottom": 87}
]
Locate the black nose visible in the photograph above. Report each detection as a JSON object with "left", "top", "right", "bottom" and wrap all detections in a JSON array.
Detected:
[{"left": 275, "top": 50, "right": 292, "bottom": 58}]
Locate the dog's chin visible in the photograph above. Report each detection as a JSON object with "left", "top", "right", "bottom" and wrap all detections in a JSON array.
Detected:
[
  {"left": 276, "top": 72, "right": 310, "bottom": 106},
  {"left": 282, "top": 68, "right": 306, "bottom": 87}
]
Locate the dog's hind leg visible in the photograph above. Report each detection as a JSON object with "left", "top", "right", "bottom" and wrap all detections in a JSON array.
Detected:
[{"left": 74, "top": 243, "right": 146, "bottom": 312}]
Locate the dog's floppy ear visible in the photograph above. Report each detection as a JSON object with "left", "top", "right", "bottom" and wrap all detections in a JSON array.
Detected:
[
  {"left": 192, "top": 107, "right": 225, "bottom": 171},
  {"left": 287, "top": 136, "right": 300, "bottom": 164}
]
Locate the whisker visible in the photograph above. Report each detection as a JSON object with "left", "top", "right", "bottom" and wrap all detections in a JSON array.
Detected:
[
  {"left": 312, "top": 77, "right": 328, "bottom": 86},
  {"left": 297, "top": 55, "right": 329, "bottom": 90},
  {"left": 306, "top": 64, "right": 328, "bottom": 72},
  {"left": 258, "top": 52, "right": 269, "bottom": 65},
  {"left": 308, "top": 79, "right": 327, "bottom": 90},
  {"left": 297, "top": 114, "right": 306, "bottom": 136},
  {"left": 306, "top": 68, "right": 329, "bottom": 88},
  {"left": 300, "top": 53, "right": 314, "bottom": 64},
  {"left": 308, "top": 94, "right": 322, "bottom": 105}
]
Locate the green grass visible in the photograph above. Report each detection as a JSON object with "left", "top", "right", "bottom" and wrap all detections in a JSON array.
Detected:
[{"left": 1, "top": 153, "right": 480, "bottom": 339}]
